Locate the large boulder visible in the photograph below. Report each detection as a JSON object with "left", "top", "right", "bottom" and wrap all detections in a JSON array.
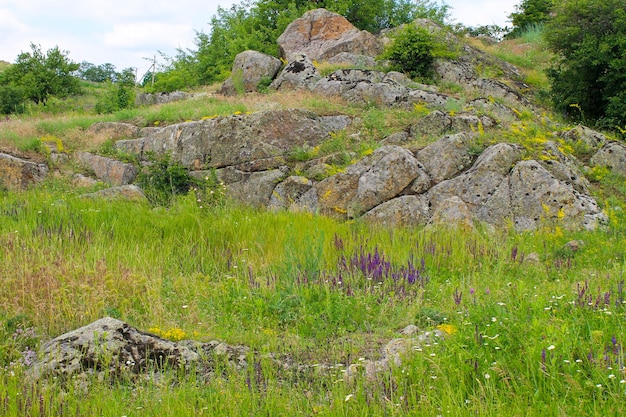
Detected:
[
  {"left": 0, "top": 153, "right": 48, "bottom": 190},
  {"left": 88, "top": 122, "right": 140, "bottom": 139},
  {"left": 76, "top": 152, "right": 138, "bottom": 186},
  {"left": 270, "top": 54, "right": 321, "bottom": 91},
  {"left": 219, "top": 50, "right": 283, "bottom": 95},
  {"left": 216, "top": 167, "right": 288, "bottom": 208},
  {"left": 30, "top": 317, "right": 250, "bottom": 381},
  {"left": 416, "top": 132, "right": 474, "bottom": 184},
  {"left": 296, "top": 146, "right": 421, "bottom": 218},
  {"left": 115, "top": 109, "right": 352, "bottom": 170},
  {"left": 591, "top": 142, "right": 626, "bottom": 177},
  {"left": 409, "top": 110, "right": 495, "bottom": 137},
  {"left": 277, "top": 8, "right": 383, "bottom": 62},
  {"left": 80, "top": 185, "right": 148, "bottom": 202}
]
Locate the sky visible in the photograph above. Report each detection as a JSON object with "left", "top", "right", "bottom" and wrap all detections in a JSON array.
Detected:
[{"left": 1, "top": 0, "right": 519, "bottom": 77}]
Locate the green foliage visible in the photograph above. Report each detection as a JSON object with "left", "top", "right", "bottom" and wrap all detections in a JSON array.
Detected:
[
  {"left": 0, "top": 84, "right": 26, "bottom": 114},
  {"left": 507, "top": 0, "right": 553, "bottom": 39},
  {"left": 94, "top": 68, "right": 136, "bottom": 114},
  {"left": 544, "top": 0, "right": 626, "bottom": 130},
  {"left": 0, "top": 43, "right": 81, "bottom": 107},
  {"left": 78, "top": 62, "right": 118, "bottom": 83},
  {"left": 154, "top": 0, "right": 450, "bottom": 88},
  {"left": 136, "top": 152, "right": 203, "bottom": 206},
  {"left": 379, "top": 24, "right": 439, "bottom": 80}
]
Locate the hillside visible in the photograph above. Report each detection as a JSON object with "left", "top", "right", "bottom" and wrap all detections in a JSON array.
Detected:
[{"left": 0, "top": 10, "right": 625, "bottom": 417}]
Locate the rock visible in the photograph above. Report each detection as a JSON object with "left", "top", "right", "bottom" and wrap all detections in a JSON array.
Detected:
[
  {"left": 31, "top": 317, "right": 200, "bottom": 380},
  {"left": 0, "top": 153, "right": 48, "bottom": 190},
  {"left": 466, "top": 98, "right": 518, "bottom": 120},
  {"left": 313, "top": 69, "right": 411, "bottom": 106},
  {"left": 80, "top": 185, "right": 147, "bottom": 201},
  {"left": 88, "top": 122, "right": 140, "bottom": 139},
  {"left": 116, "top": 109, "right": 351, "bottom": 170},
  {"left": 539, "top": 141, "right": 590, "bottom": 193},
  {"left": 326, "top": 52, "right": 377, "bottom": 68},
  {"left": 416, "top": 132, "right": 474, "bottom": 184},
  {"left": 591, "top": 142, "right": 626, "bottom": 176},
  {"left": 217, "top": 167, "right": 287, "bottom": 208},
  {"left": 409, "top": 110, "right": 495, "bottom": 137},
  {"left": 270, "top": 54, "right": 321, "bottom": 90},
  {"left": 559, "top": 125, "right": 607, "bottom": 151},
  {"left": 362, "top": 195, "right": 430, "bottom": 227},
  {"left": 72, "top": 173, "right": 100, "bottom": 188},
  {"left": 30, "top": 318, "right": 250, "bottom": 382},
  {"left": 428, "top": 195, "right": 474, "bottom": 229},
  {"left": 135, "top": 91, "right": 191, "bottom": 106},
  {"left": 298, "top": 146, "right": 421, "bottom": 218},
  {"left": 381, "top": 131, "right": 410, "bottom": 145},
  {"left": 269, "top": 176, "right": 315, "bottom": 210},
  {"left": 508, "top": 160, "right": 602, "bottom": 231},
  {"left": 407, "top": 89, "right": 455, "bottom": 108},
  {"left": 76, "top": 152, "right": 138, "bottom": 186},
  {"left": 427, "top": 143, "right": 524, "bottom": 224},
  {"left": 219, "top": 50, "right": 283, "bottom": 95},
  {"left": 277, "top": 8, "right": 382, "bottom": 62}
]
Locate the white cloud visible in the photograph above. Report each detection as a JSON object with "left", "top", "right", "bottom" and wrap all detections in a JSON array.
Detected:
[{"left": 103, "top": 22, "right": 195, "bottom": 50}]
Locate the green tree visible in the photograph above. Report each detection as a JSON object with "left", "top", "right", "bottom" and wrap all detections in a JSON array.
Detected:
[
  {"left": 1, "top": 43, "right": 81, "bottom": 105},
  {"left": 155, "top": 0, "right": 450, "bottom": 89},
  {"left": 507, "top": 0, "right": 553, "bottom": 38},
  {"left": 78, "top": 62, "right": 119, "bottom": 83},
  {"left": 544, "top": 0, "right": 626, "bottom": 129},
  {"left": 0, "top": 84, "right": 26, "bottom": 114}
]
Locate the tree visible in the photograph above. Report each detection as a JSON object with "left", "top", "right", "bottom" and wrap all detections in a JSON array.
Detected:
[
  {"left": 506, "top": 0, "right": 553, "bottom": 38},
  {"left": 78, "top": 62, "right": 118, "bottom": 83},
  {"left": 544, "top": 0, "right": 626, "bottom": 129},
  {"left": 1, "top": 44, "right": 81, "bottom": 105},
  {"left": 155, "top": 0, "right": 450, "bottom": 89}
]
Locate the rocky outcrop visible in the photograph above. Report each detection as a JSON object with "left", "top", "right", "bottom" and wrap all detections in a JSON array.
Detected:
[
  {"left": 31, "top": 317, "right": 249, "bottom": 381},
  {"left": 115, "top": 109, "right": 351, "bottom": 171},
  {"left": 219, "top": 50, "right": 283, "bottom": 95},
  {"left": 80, "top": 185, "right": 147, "bottom": 202},
  {"left": 277, "top": 8, "right": 383, "bottom": 62},
  {"left": 270, "top": 54, "right": 321, "bottom": 90},
  {"left": 135, "top": 91, "right": 194, "bottom": 106},
  {"left": 409, "top": 110, "right": 495, "bottom": 137},
  {"left": 76, "top": 152, "right": 138, "bottom": 186},
  {"left": 591, "top": 142, "right": 626, "bottom": 177},
  {"left": 0, "top": 153, "right": 48, "bottom": 190},
  {"left": 88, "top": 122, "right": 140, "bottom": 139}
]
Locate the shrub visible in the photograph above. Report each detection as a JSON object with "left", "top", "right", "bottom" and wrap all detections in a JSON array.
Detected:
[
  {"left": 136, "top": 153, "right": 202, "bottom": 206},
  {"left": 380, "top": 24, "right": 440, "bottom": 81}
]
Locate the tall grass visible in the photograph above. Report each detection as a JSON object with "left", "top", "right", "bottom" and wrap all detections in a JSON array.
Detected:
[{"left": 1, "top": 170, "right": 625, "bottom": 415}]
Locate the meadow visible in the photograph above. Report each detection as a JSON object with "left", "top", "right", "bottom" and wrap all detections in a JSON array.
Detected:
[{"left": 1, "top": 31, "right": 625, "bottom": 416}]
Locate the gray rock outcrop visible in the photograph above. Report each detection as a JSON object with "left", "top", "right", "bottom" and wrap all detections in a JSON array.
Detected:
[
  {"left": 31, "top": 317, "right": 249, "bottom": 381},
  {"left": 270, "top": 54, "right": 321, "bottom": 90},
  {"left": 219, "top": 50, "right": 283, "bottom": 95},
  {"left": 80, "top": 185, "right": 148, "bottom": 202},
  {"left": 76, "top": 152, "right": 138, "bottom": 186},
  {"left": 591, "top": 142, "right": 626, "bottom": 177},
  {"left": 277, "top": 8, "right": 383, "bottom": 62},
  {"left": 0, "top": 153, "right": 48, "bottom": 190}
]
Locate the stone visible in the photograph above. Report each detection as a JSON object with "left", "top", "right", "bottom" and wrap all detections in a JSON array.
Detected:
[
  {"left": 76, "top": 152, "right": 138, "bottom": 186},
  {"left": 269, "top": 176, "right": 315, "bottom": 210},
  {"left": 313, "top": 69, "right": 410, "bottom": 106},
  {"left": 219, "top": 50, "right": 283, "bottom": 95},
  {"left": 416, "top": 132, "right": 474, "bottom": 184},
  {"left": 217, "top": 167, "right": 288, "bottom": 208},
  {"left": 277, "top": 8, "right": 382, "bottom": 62},
  {"left": 428, "top": 195, "right": 474, "bottom": 229},
  {"left": 299, "top": 146, "right": 421, "bottom": 218},
  {"left": 31, "top": 317, "right": 200, "bottom": 380},
  {"left": 559, "top": 125, "right": 607, "bottom": 151},
  {"left": 72, "top": 173, "right": 100, "bottom": 188},
  {"left": 80, "top": 185, "right": 147, "bottom": 202},
  {"left": 115, "top": 109, "right": 351, "bottom": 170},
  {"left": 591, "top": 142, "right": 626, "bottom": 177},
  {"left": 135, "top": 91, "right": 192, "bottom": 106},
  {"left": 362, "top": 195, "right": 430, "bottom": 227},
  {"left": 270, "top": 54, "right": 322, "bottom": 90},
  {"left": 326, "top": 52, "right": 377, "bottom": 68},
  {"left": 508, "top": 160, "right": 602, "bottom": 231},
  {"left": 88, "top": 122, "right": 140, "bottom": 139},
  {"left": 409, "top": 110, "right": 495, "bottom": 137},
  {"left": 0, "top": 153, "right": 48, "bottom": 190}
]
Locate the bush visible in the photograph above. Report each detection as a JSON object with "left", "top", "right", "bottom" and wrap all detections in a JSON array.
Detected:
[
  {"left": 0, "top": 84, "right": 26, "bottom": 114},
  {"left": 380, "top": 24, "right": 439, "bottom": 81},
  {"left": 544, "top": 0, "right": 626, "bottom": 130}
]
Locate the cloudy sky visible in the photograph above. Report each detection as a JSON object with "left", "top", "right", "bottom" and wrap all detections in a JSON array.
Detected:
[{"left": 1, "top": 0, "right": 519, "bottom": 76}]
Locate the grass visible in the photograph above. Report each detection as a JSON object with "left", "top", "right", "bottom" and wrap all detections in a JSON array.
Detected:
[
  {"left": 0, "top": 169, "right": 625, "bottom": 415},
  {"left": 1, "top": 33, "right": 626, "bottom": 415}
]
